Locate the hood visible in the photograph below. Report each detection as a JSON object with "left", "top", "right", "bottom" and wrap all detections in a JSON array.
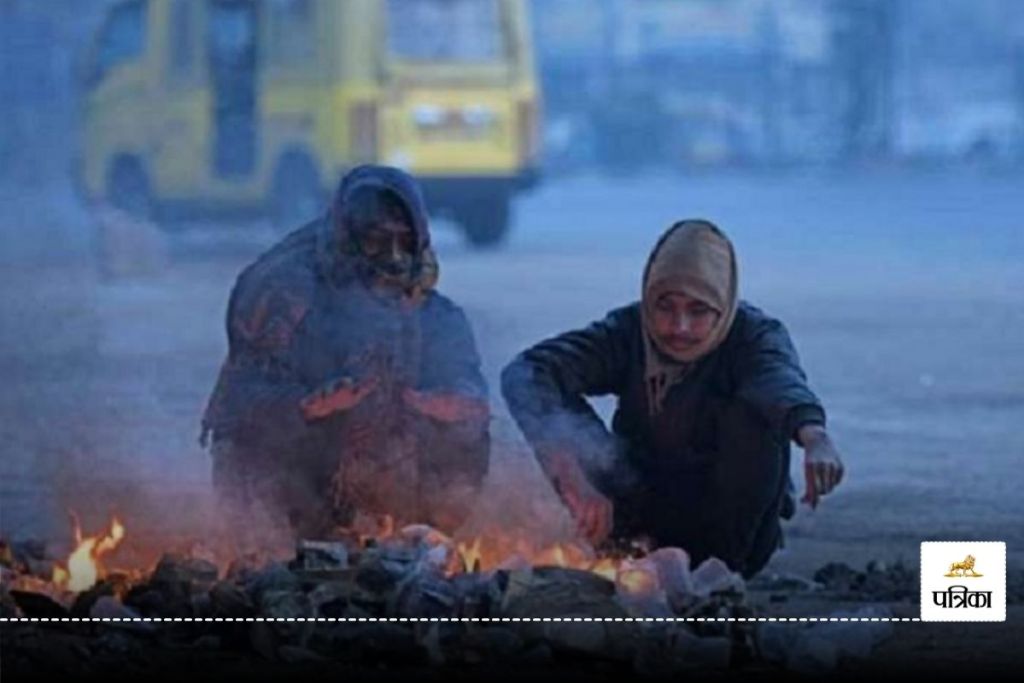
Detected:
[
  {"left": 641, "top": 219, "right": 739, "bottom": 363},
  {"left": 316, "top": 165, "right": 437, "bottom": 297},
  {"left": 640, "top": 219, "right": 739, "bottom": 415}
]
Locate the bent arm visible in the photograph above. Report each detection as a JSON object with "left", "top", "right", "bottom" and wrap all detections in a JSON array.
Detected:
[
  {"left": 501, "top": 307, "right": 633, "bottom": 477},
  {"left": 418, "top": 296, "right": 488, "bottom": 401},
  {"left": 201, "top": 280, "right": 313, "bottom": 449}
]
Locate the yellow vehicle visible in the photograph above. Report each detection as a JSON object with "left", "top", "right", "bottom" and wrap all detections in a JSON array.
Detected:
[{"left": 78, "top": 0, "right": 541, "bottom": 246}]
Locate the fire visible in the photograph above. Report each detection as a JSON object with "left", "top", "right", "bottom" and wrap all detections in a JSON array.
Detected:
[
  {"left": 451, "top": 533, "right": 637, "bottom": 583},
  {"left": 537, "top": 543, "right": 568, "bottom": 568},
  {"left": 534, "top": 541, "right": 592, "bottom": 569},
  {"left": 615, "top": 561, "right": 659, "bottom": 596},
  {"left": 52, "top": 514, "right": 126, "bottom": 593},
  {"left": 591, "top": 558, "right": 618, "bottom": 582},
  {"left": 457, "top": 537, "right": 483, "bottom": 572},
  {"left": 345, "top": 516, "right": 665, "bottom": 590}
]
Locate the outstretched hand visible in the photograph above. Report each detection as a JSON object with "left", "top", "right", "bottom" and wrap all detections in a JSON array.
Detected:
[
  {"left": 798, "top": 425, "right": 845, "bottom": 509},
  {"left": 301, "top": 376, "right": 379, "bottom": 421}
]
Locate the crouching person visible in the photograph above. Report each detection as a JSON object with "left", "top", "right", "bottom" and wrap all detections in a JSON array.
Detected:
[
  {"left": 502, "top": 220, "right": 844, "bottom": 578},
  {"left": 201, "top": 166, "right": 490, "bottom": 541}
]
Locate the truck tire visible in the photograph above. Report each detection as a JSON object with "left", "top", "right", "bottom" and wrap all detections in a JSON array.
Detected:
[
  {"left": 459, "top": 188, "right": 511, "bottom": 248},
  {"left": 107, "top": 157, "right": 152, "bottom": 220},
  {"left": 270, "top": 153, "right": 323, "bottom": 232}
]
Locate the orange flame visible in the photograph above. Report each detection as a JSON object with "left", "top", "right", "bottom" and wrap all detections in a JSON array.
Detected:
[
  {"left": 591, "top": 558, "right": 618, "bottom": 582},
  {"left": 448, "top": 533, "right": 645, "bottom": 586},
  {"left": 457, "top": 537, "right": 483, "bottom": 572},
  {"left": 52, "top": 514, "right": 126, "bottom": 593},
  {"left": 340, "top": 513, "right": 672, "bottom": 593}
]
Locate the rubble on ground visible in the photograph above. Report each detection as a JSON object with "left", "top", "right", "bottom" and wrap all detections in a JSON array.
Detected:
[
  {"left": 0, "top": 532, "right": 899, "bottom": 676},
  {"left": 811, "top": 560, "right": 917, "bottom": 602}
]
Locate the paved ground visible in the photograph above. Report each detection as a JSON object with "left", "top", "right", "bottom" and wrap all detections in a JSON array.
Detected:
[{"left": 1, "top": 168, "right": 1022, "bottom": 670}]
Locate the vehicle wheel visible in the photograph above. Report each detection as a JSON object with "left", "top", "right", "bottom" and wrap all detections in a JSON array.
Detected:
[
  {"left": 107, "top": 157, "right": 152, "bottom": 220},
  {"left": 270, "top": 153, "right": 323, "bottom": 232},
  {"left": 459, "top": 189, "right": 511, "bottom": 248}
]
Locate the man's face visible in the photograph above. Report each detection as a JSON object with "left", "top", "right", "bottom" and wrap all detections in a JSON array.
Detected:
[
  {"left": 355, "top": 218, "right": 416, "bottom": 288},
  {"left": 649, "top": 291, "right": 721, "bottom": 356},
  {"left": 357, "top": 219, "right": 414, "bottom": 259}
]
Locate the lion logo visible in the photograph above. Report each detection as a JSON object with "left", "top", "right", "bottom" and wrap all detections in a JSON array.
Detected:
[{"left": 944, "top": 554, "right": 983, "bottom": 578}]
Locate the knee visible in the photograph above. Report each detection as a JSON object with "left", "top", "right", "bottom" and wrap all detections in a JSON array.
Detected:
[
  {"left": 714, "top": 399, "right": 787, "bottom": 471},
  {"left": 740, "top": 520, "right": 783, "bottom": 579}
]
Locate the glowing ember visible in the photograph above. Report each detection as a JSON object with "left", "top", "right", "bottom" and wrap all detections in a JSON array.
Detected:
[
  {"left": 616, "top": 562, "right": 659, "bottom": 596},
  {"left": 52, "top": 514, "right": 126, "bottom": 593}
]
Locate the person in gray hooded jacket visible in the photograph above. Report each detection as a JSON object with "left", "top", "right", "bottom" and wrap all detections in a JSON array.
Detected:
[
  {"left": 202, "top": 166, "right": 490, "bottom": 539},
  {"left": 502, "top": 220, "right": 844, "bottom": 578}
]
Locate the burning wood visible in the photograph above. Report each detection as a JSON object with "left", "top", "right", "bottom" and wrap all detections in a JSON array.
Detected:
[
  {"left": 4, "top": 512, "right": 744, "bottom": 619},
  {"left": 52, "top": 513, "right": 125, "bottom": 593},
  {"left": 0, "top": 513, "right": 785, "bottom": 674},
  {"left": 5, "top": 512, "right": 126, "bottom": 603}
]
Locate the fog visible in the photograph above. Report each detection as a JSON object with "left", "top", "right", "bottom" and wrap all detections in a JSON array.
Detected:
[{"left": 1, "top": 0, "right": 1022, "bottom": 577}]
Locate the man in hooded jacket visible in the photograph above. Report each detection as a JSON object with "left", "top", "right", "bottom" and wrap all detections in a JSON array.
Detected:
[
  {"left": 201, "top": 166, "right": 490, "bottom": 539},
  {"left": 502, "top": 220, "right": 844, "bottom": 578}
]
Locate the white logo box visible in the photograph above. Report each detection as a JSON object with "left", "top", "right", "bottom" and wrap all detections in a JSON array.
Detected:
[{"left": 920, "top": 541, "right": 1006, "bottom": 622}]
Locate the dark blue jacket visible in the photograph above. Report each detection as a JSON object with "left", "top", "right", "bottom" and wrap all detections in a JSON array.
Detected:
[
  {"left": 202, "top": 167, "right": 488, "bottom": 529},
  {"left": 502, "top": 301, "right": 824, "bottom": 475}
]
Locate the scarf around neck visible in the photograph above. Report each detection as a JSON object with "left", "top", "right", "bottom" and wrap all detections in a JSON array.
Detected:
[{"left": 640, "top": 220, "right": 739, "bottom": 415}]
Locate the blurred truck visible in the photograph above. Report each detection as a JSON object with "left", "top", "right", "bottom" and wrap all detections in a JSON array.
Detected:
[{"left": 77, "top": 0, "right": 541, "bottom": 246}]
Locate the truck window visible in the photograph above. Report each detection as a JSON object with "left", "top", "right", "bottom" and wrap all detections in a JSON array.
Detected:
[
  {"left": 167, "top": 0, "right": 194, "bottom": 81},
  {"left": 386, "top": 0, "right": 507, "bottom": 63},
  {"left": 96, "top": 0, "right": 148, "bottom": 82},
  {"left": 267, "top": 0, "right": 316, "bottom": 66}
]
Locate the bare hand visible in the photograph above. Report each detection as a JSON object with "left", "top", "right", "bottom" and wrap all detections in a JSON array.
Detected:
[
  {"left": 546, "top": 452, "right": 614, "bottom": 544},
  {"left": 563, "top": 480, "right": 614, "bottom": 545},
  {"left": 402, "top": 388, "right": 489, "bottom": 423},
  {"left": 300, "top": 376, "right": 379, "bottom": 421},
  {"left": 798, "top": 425, "right": 845, "bottom": 509}
]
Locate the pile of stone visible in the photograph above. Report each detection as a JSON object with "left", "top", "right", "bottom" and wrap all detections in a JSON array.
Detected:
[
  {"left": 747, "top": 559, "right": 919, "bottom": 604},
  {"left": 1, "top": 531, "right": 765, "bottom": 676},
  {"left": 812, "top": 560, "right": 918, "bottom": 602},
  {"left": 1, "top": 534, "right": 907, "bottom": 676}
]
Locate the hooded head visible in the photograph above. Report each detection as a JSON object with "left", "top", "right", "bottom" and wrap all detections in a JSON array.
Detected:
[
  {"left": 320, "top": 165, "right": 438, "bottom": 303},
  {"left": 641, "top": 220, "right": 739, "bottom": 413}
]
